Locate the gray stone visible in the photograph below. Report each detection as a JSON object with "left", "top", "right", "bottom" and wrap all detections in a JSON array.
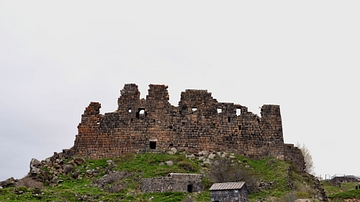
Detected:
[
  {"left": 63, "top": 164, "right": 74, "bottom": 174},
  {"left": 165, "top": 161, "right": 173, "bottom": 166},
  {"left": 208, "top": 153, "right": 216, "bottom": 159},
  {"left": 203, "top": 159, "right": 210, "bottom": 164},
  {"left": 106, "top": 160, "right": 114, "bottom": 165},
  {"left": 29, "top": 158, "right": 41, "bottom": 175},
  {"left": 198, "top": 151, "right": 208, "bottom": 156},
  {"left": 74, "top": 157, "right": 86, "bottom": 165},
  {"left": 170, "top": 147, "right": 177, "bottom": 154}
]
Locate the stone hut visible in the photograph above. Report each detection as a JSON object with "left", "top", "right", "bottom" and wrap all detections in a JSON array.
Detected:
[
  {"left": 210, "top": 182, "right": 248, "bottom": 202},
  {"left": 329, "top": 175, "right": 359, "bottom": 186},
  {"left": 141, "top": 173, "right": 203, "bottom": 193}
]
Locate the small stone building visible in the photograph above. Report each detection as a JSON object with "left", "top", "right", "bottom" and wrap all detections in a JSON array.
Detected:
[
  {"left": 210, "top": 182, "right": 248, "bottom": 202},
  {"left": 329, "top": 175, "right": 359, "bottom": 186},
  {"left": 141, "top": 173, "right": 203, "bottom": 193}
]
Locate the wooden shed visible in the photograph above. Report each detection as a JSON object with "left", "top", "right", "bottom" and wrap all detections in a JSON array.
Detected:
[{"left": 209, "top": 182, "right": 248, "bottom": 202}]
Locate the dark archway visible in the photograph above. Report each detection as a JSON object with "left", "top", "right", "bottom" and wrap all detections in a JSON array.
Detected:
[
  {"left": 149, "top": 141, "right": 156, "bottom": 149},
  {"left": 187, "top": 184, "right": 193, "bottom": 193}
]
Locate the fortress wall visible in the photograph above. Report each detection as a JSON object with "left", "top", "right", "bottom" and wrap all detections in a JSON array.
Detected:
[{"left": 71, "top": 83, "right": 304, "bottom": 171}]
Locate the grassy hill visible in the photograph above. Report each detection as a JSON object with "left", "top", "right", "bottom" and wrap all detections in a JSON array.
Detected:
[
  {"left": 322, "top": 180, "right": 360, "bottom": 201},
  {"left": 0, "top": 151, "right": 327, "bottom": 202}
]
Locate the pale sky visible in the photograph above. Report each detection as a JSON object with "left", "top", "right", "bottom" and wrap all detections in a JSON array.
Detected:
[{"left": 1, "top": 1, "right": 359, "bottom": 181}]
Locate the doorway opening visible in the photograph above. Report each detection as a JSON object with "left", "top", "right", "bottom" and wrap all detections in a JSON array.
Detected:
[{"left": 187, "top": 184, "right": 193, "bottom": 193}]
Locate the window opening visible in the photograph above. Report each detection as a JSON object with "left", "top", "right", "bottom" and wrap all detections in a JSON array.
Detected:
[
  {"left": 228, "top": 117, "right": 231, "bottom": 122},
  {"left": 136, "top": 108, "right": 146, "bottom": 119},
  {"left": 128, "top": 108, "right": 132, "bottom": 113},
  {"left": 217, "top": 108, "right": 222, "bottom": 113},
  {"left": 236, "top": 108, "right": 241, "bottom": 116},
  {"left": 187, "top": 184, "right": 193, "bottom": 193}
]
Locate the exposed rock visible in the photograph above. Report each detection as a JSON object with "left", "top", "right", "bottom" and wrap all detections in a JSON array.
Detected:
[
  {"left": 165, "top": 160, "right": 173, "bottom": 166},
  {"left": 92, "top": 171, "right": 128, "bottom": 188},
  {"left": 167, "top": 147, "right": 177, "bottom": 154},
  {"left": 208, "top": 153, "right": 216, "bottom": 159},
  {"left": 0, "top": 177, "right": 17, "bottom": 188},
  {"left": 29, "top": 158, "right": 42, "bottom": 176},
  {"left": 198, "top": 151, "right": 208, "bottom": 157},
  {"left": 74, "top": 157, "right": 86, "bottom": 165},
  {"left": 72, "top": 171, "right": 79, "bottom": 179},
  {"left": 106, "top": 160, "right": 114, "bottom": 166},
  {"left": 63, "top": 164, "right": 74, "bottom": 174},
  {"left": 170, "top": 147, "right": 177, "bottom": 153}
]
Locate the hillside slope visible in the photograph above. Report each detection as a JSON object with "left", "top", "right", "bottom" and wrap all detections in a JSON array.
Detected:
[{"left": 0, "top": 151, "right": 327, "bottom": 202}]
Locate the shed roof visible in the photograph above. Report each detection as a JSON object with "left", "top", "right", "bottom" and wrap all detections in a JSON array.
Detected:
[{"left": 209, "top": 182, "right": 245, "bottom": 191}]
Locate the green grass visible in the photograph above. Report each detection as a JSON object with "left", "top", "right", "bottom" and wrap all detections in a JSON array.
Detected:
[
  {"left": 0, "top": 152, "right": 324, "bottom": 202},
  {"left": 323, "top": 181, "right": 360, "bottom": 201}
]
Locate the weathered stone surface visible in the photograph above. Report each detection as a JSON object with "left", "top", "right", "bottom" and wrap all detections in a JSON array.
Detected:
[
  {"left": 141, "top": 173, "right": 203, "bottom": 193},
  {"left": 166, "top": 160, "right": 174, "bottom": 166},
  {"left": 69, "top": 83, "right": 305, "bottom": 172},
  {"left": 92, "top": 171, "right": 128, "bottom": 188},
  {"left": 63, "top": 165, "right": 74, "bottom": 175},
  {"left": 29, "top": 158, "right": 41, "bottom": 175},
  {"left": 73, "top": 157, "right": 86, "bottom": 165},
  {"left": 0, "top": 177, "right": 17, "bottom": 188}
]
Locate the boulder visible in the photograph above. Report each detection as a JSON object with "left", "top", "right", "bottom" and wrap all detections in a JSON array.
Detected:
[
  {"left": 0, "top": 177, "right": 17, "bottom": 188},
  {"left": 106, "top": 160, "right": 114, "bottom": 166},
  {"left": 29, "top": 158, "right": 42, "bottom": 175},
  {"left": 186, "top": 154, "right": 195, "bottom": 159},
  {"left": 63, "top": 164, "right": 74, "bottom": 174},
  {"left": 165, "top": 160, "right": 173, "bottom": 166},
  {"left": 74, "top": 157, "right": 86, "bottom": 165},
  {"left": 208, "top": 153, "right": 216, "bottom": 159},
  {"left": 170, "top": 147, "right": 177, "bottom": 154}
]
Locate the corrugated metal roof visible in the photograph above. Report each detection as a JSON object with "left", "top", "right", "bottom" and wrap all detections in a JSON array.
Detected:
[{"left": 209, "top": 182, "right": 245, "bottom": 191}]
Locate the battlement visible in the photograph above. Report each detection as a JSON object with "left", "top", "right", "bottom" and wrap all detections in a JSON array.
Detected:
[{"left": 71, "top": 83, "right": 304, "bottom": 171}]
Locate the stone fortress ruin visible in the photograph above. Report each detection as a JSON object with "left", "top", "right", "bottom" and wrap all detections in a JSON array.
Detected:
[{"left": 68, "top": 84, "right": 305, "bottom": 172}]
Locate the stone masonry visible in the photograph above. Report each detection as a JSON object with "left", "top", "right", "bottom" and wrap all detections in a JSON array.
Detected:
[
  {"left": 70, "top": 84, "right": 305, "bottom": 171},
  {"left": 141, "top": 173, "right": 203, "bottom": 193}
]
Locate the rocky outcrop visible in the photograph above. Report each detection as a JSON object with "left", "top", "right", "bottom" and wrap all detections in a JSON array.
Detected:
[
  {"left": 26, "top": 152, "right": 87, "bottom": 185},
  {"left": 0, "top": 177, "right": 18, "bottom": 188}
]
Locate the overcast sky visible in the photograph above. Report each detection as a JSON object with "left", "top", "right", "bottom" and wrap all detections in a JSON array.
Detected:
[{"left": 1, "top": 1, "right": 359, "bottom": 181}]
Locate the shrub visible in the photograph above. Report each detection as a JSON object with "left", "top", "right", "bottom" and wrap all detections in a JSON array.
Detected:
[
  {"left": 282, "top": 192, "right": 297, "bottom": 202},
  {"left": 178, "top": 161, "right": 195, "bottom": 172},
  {"left": 208, "top": 157, "right": 257, "bottom": 192}
]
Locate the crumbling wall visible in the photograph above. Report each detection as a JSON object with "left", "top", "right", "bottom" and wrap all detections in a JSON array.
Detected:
[
  {"left": 71, "top": 83, "right": 304, "bottom": 171},
  {"left": 141, "top": 173, "right": 203, "bottom": 193},
  {"left": 284, "top": 144, "right": 306, "bottom": 172}
]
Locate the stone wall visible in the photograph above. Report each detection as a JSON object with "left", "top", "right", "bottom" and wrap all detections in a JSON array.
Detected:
[
  {"left": 284, "top": 144, "right": 306, "bottom": 172},
  {"left": 141, "top": 173, "right": 203, "bottom": 193},
  {"left": 70, "top": 83, "right": 305, "bottom": 171},
  {"left": 210, "top": 188, "right": 249, "bottom": 202}
]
